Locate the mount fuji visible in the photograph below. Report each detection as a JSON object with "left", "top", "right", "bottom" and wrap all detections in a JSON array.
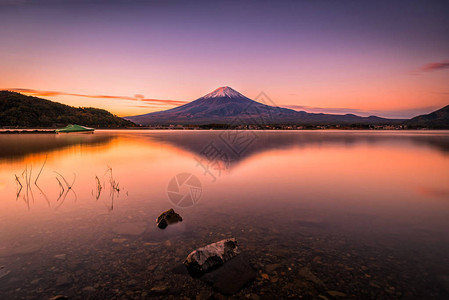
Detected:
[{"left": 125, "top": 86, "right": 403, "bottom": 126}]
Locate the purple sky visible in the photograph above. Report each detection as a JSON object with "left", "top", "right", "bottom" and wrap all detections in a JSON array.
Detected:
[{"left": 0, "top": 0, "right": 448, "bottom": 118}]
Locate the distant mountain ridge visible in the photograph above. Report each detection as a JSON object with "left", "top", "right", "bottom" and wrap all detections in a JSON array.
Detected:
[
  {"left": 405, "top": 105, "right": 449, "bottom": 129},
  {"left": 0, "top": 91, "right": 136, "bottom": 128},
  {"left": 125, "top": 86, "right": 405, "bottom": 126}
]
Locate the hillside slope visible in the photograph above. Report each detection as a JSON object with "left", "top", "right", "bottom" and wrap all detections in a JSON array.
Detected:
[
  {"left": 405, "top": 105, "right": 449, "bottom": 129},
  {"left": 0, "top": 91, "right": 136, "bottom": 128}
]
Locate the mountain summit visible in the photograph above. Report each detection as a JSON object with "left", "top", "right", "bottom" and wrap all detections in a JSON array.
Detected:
[
  {"left": 125, "top": 87, "right": 404, "bottom": 126},
  {"left": 202, "top": 86, "right": 245, "bottom": 99}
]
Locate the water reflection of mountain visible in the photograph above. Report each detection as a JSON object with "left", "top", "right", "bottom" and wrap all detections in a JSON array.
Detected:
[
  {"left": 144, "top": 131, "right": 449, "bottom": 167},
  {"left": 0, "top": 134, "right": 115, "bottom": 161}
]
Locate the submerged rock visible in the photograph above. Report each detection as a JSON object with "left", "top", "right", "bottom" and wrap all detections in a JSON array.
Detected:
[
  {"left": 184, "top": 238, "right": 240, "bottom": 276},
  {"left": 0, "top": 265, "right": 10, "bottom": 279},
  {"left": 0, "top": 243, "right": 42, "bottom": 257},
  {"left": 202, "top": 254, "right": 256, "bottom": 294},
  {"left": 156, "top": 208, "right": 183, "bottom": 229}
]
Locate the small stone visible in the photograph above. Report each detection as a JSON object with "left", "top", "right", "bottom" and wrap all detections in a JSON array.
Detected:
[
  {"left": 298, "top": 267, "right": 325, "bottom": 287},
  {"left": 327, "top": 291, "right": 347, "bottom": 297},
  {"left": 82, "top": 286, "right": 96, "bottom": 292},
  {"left": 54, "top": 254, "right": 66, "bottom": 260},
  {"left": 55, "top": 275, "right": 72, "bottom": 287},
  {"left": 150, "top": 285, "right": 168, "bottom": 295},
  {"left": 49, "top": 295, "right": 68, "bottom": 300},
  {"left": 156, "top": 208, "right": 183, "bottom": 229},
  {"left": 147, "top": 264, "right": 157, "bottom": 271},
  {"left": 144, "top": 242, "right": 160, "bottom": 246},
  {"left": 196, "top": 289, "right": 213, "bottom": 300},
  {"left": 164, "top": 240, "right": 172, "bottom": 247},
  {"left": 261, "top": 273, "right": 269, "bottom": 280},
  {"left": 112, "top": 238, "right": 127, "bottom": 244},
  {"left": 265, "top": 264, "right": 281, "bottom": 273}
]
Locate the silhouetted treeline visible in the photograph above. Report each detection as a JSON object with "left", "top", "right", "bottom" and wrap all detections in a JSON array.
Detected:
[{"left": 0, "top": 91, "right": 137, "bottom": 128}]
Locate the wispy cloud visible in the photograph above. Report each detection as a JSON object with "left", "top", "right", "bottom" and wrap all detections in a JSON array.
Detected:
[
  {"left": 418, "top": 60, "right": 449, "bottom": 72},
  {"left": 140, "top": 98, "right": 187, "bottom": 105},
  {"left": 415, "top": 186, "right": 449, "bottom": 199},
  {"left": 4, "top": 88, "right": 187, "bottom": 106},
  {"left": 282, "top": 104, "right": 363, "bottom": 115}
]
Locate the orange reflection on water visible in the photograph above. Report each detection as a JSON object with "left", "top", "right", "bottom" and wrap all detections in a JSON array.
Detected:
[{"left": 0, "top": 130, "right": 448, "bottom": 234}]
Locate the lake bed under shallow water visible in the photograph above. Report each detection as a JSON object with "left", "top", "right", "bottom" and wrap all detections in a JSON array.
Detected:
[{"left": 0, "top": 130, "right": 448, "bottom": 299}]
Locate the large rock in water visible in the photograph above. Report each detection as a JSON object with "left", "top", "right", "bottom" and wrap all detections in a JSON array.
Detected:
[
  {"left": 156, "top": 208, "right": 183, "bottom": 229},
  {"left": 184, "top": 238, "right": 240, "bottom": 276},
  {"left": 184, "top": 238, "right": 255, "bottom": 294}
]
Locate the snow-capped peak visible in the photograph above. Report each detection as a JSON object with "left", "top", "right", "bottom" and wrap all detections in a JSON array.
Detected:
[{"left": 202, "top": 86, "right": 245, "bottom": 99}]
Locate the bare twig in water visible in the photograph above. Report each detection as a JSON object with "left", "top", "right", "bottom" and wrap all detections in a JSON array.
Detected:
[
  {"left": 34, "top": 155, "right": 47, "bottom": 185},
  {"left": 15, "top": 174, "right": 23, "bottom": 189},
  {"left": 15, "top": 174, "right": 23, "bottom": 199},
  {"left": 56, "top": 177, "right": 65, "bottom": 199},
  {"left": 35, "top": 184, "right": 50, "bottom": 207},
  {"left": 70, "top": 172, "right": 76, "bottom": 188},
  {"left": 54, "top": 172, "right": 76, "bottom": 189},
  {"left": 28, "top": 165, "right": 32, "bottom": 186},
  {"left": 56, "top": 189, "right": 69, "bottom": 209},
  {"left": 112, "top": 180, "right": 120, "bottom": 193},
  {"left": 107, "top": 167, "right": 120, "bottom": 193},
  {"left": 72, "top": 188, "right": 78, "bottom": 202},
  {"left": 103, "top": 166, "right": 122, "bottom": 212},
  {"left": 25, "top": 165, "right": 29, "bottom": 202},
  {"left": 54, "top": 171, "right": 70, "bottom": 188},
  {"left": 95, "top": 176, "right": 102, "bottom": 200},
  {"left": 23, "top": 165, "right": 33, "bottom": 209},
  {"left": 54, "top": 172, "right": 77, "bottom": 207}
]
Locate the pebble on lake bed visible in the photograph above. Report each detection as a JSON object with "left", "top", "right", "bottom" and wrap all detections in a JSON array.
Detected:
[
  {"left": 156, "top": 208, "right": 183, "bottom": 229},
  {"left": 184, "top": 238, "right": 240, "bottom": 276}
]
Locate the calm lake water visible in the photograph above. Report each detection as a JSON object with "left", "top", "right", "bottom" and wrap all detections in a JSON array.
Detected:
[{"left": 0, "top": 130, "right": 448, "bottom": 299}]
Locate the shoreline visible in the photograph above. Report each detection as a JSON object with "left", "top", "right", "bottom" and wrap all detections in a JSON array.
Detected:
[{"left": 0, "top": 128, "right": 447, "bottom": 134}]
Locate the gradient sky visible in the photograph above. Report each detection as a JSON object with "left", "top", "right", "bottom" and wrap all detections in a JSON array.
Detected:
[{"left": 1, "top": 0, "right": 448, "bottom": 118}]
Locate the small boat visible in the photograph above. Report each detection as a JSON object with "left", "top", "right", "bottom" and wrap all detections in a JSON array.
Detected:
[{"left": 56, "top": 124, "right": 95, "bottom": 134}]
